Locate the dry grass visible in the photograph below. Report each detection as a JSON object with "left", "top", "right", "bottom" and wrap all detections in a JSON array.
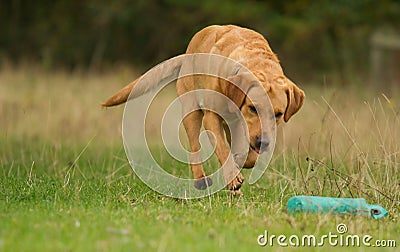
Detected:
[
  {"left": 0, "top": 64, "right": 138, "bottom": 146},
  {"left": 273, "top": 83, "right": 399, "bottom": 209}
]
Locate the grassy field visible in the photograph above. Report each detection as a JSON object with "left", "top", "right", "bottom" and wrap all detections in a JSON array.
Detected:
[{"left": 1, "top": 65, "right": 399, "bottom": 251}]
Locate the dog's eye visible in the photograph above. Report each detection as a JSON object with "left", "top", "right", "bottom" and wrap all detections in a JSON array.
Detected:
[
  {"left": 275, "top": 112, "right": 283, "bottom": 118},
  {"left": 249, "top": 105, "right": 257, "bottom": 114}
]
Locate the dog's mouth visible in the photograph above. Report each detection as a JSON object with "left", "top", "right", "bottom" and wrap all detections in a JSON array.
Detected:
[{"left": 250, "top": 145, "right": 263, "bottom": 154}]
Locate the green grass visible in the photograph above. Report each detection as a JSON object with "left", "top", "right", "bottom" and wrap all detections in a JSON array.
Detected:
[{"left": 0, "top": 66, "right": 399, "bottom": 251}]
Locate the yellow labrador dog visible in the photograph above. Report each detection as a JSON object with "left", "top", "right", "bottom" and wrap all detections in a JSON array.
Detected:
[{"left": 102, "top": 25, "right": 304, "bottom": 192}]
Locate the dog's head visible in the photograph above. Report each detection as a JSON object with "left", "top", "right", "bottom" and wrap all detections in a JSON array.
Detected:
[{"left": 225, "top": 71, "right": 305, "bottom": 167}]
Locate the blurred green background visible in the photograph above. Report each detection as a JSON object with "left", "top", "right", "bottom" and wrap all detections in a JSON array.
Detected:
[{"left": 1, "top": 0, "right": 400, "bottom": 84}]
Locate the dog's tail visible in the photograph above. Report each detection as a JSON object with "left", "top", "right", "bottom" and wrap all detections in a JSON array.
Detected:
[
  {"left": 101, "top": 57, "right": 183, "bottom": 107},
  {"left": 101, "top": 78, "right": 139, "bottom": 107}
]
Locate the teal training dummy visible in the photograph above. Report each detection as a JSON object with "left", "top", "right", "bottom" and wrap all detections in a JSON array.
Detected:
[{"left": 287, "top": 196, "right": 388, "bottom": 219}]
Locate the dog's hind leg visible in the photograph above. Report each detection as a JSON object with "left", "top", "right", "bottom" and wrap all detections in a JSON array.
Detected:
[{"left": 182, "top": 109, "right": 213, "bottom": 190}]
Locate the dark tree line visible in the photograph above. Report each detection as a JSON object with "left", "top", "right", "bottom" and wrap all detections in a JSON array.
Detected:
[{"left": 1, "top": 0, "right": 399, "bottom": 80}]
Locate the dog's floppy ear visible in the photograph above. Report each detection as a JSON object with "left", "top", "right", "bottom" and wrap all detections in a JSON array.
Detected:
[
  {"left": 284, "top": 80, "right": 305, "bottom": 122},
  {"left": 225, "top": 73, "right": 253, "bottom": 113}
]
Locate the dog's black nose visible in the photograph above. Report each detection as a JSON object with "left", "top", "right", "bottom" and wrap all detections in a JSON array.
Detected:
[{"left": 255, "top": 135, "right": 269, "bottom": 153}]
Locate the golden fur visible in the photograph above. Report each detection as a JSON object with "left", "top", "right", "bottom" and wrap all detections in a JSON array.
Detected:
[{"left": 102, "top": 25, "right": 305, "bottom": 192}]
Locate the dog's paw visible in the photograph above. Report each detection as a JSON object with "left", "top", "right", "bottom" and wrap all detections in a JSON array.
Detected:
[
  {"left": 229, "top": 189, "right": 243, "bottom": 196},
  {"left": 226, "top": 172, "right": 244, "bottom": 192},
  {"left": 194, "top": 176, "right": 213, "bottom": 190}
]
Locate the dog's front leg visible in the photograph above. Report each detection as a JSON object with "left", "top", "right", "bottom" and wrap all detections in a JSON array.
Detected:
[{"left": 203, "top": 111, "right": 244, "bottom": 191}]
